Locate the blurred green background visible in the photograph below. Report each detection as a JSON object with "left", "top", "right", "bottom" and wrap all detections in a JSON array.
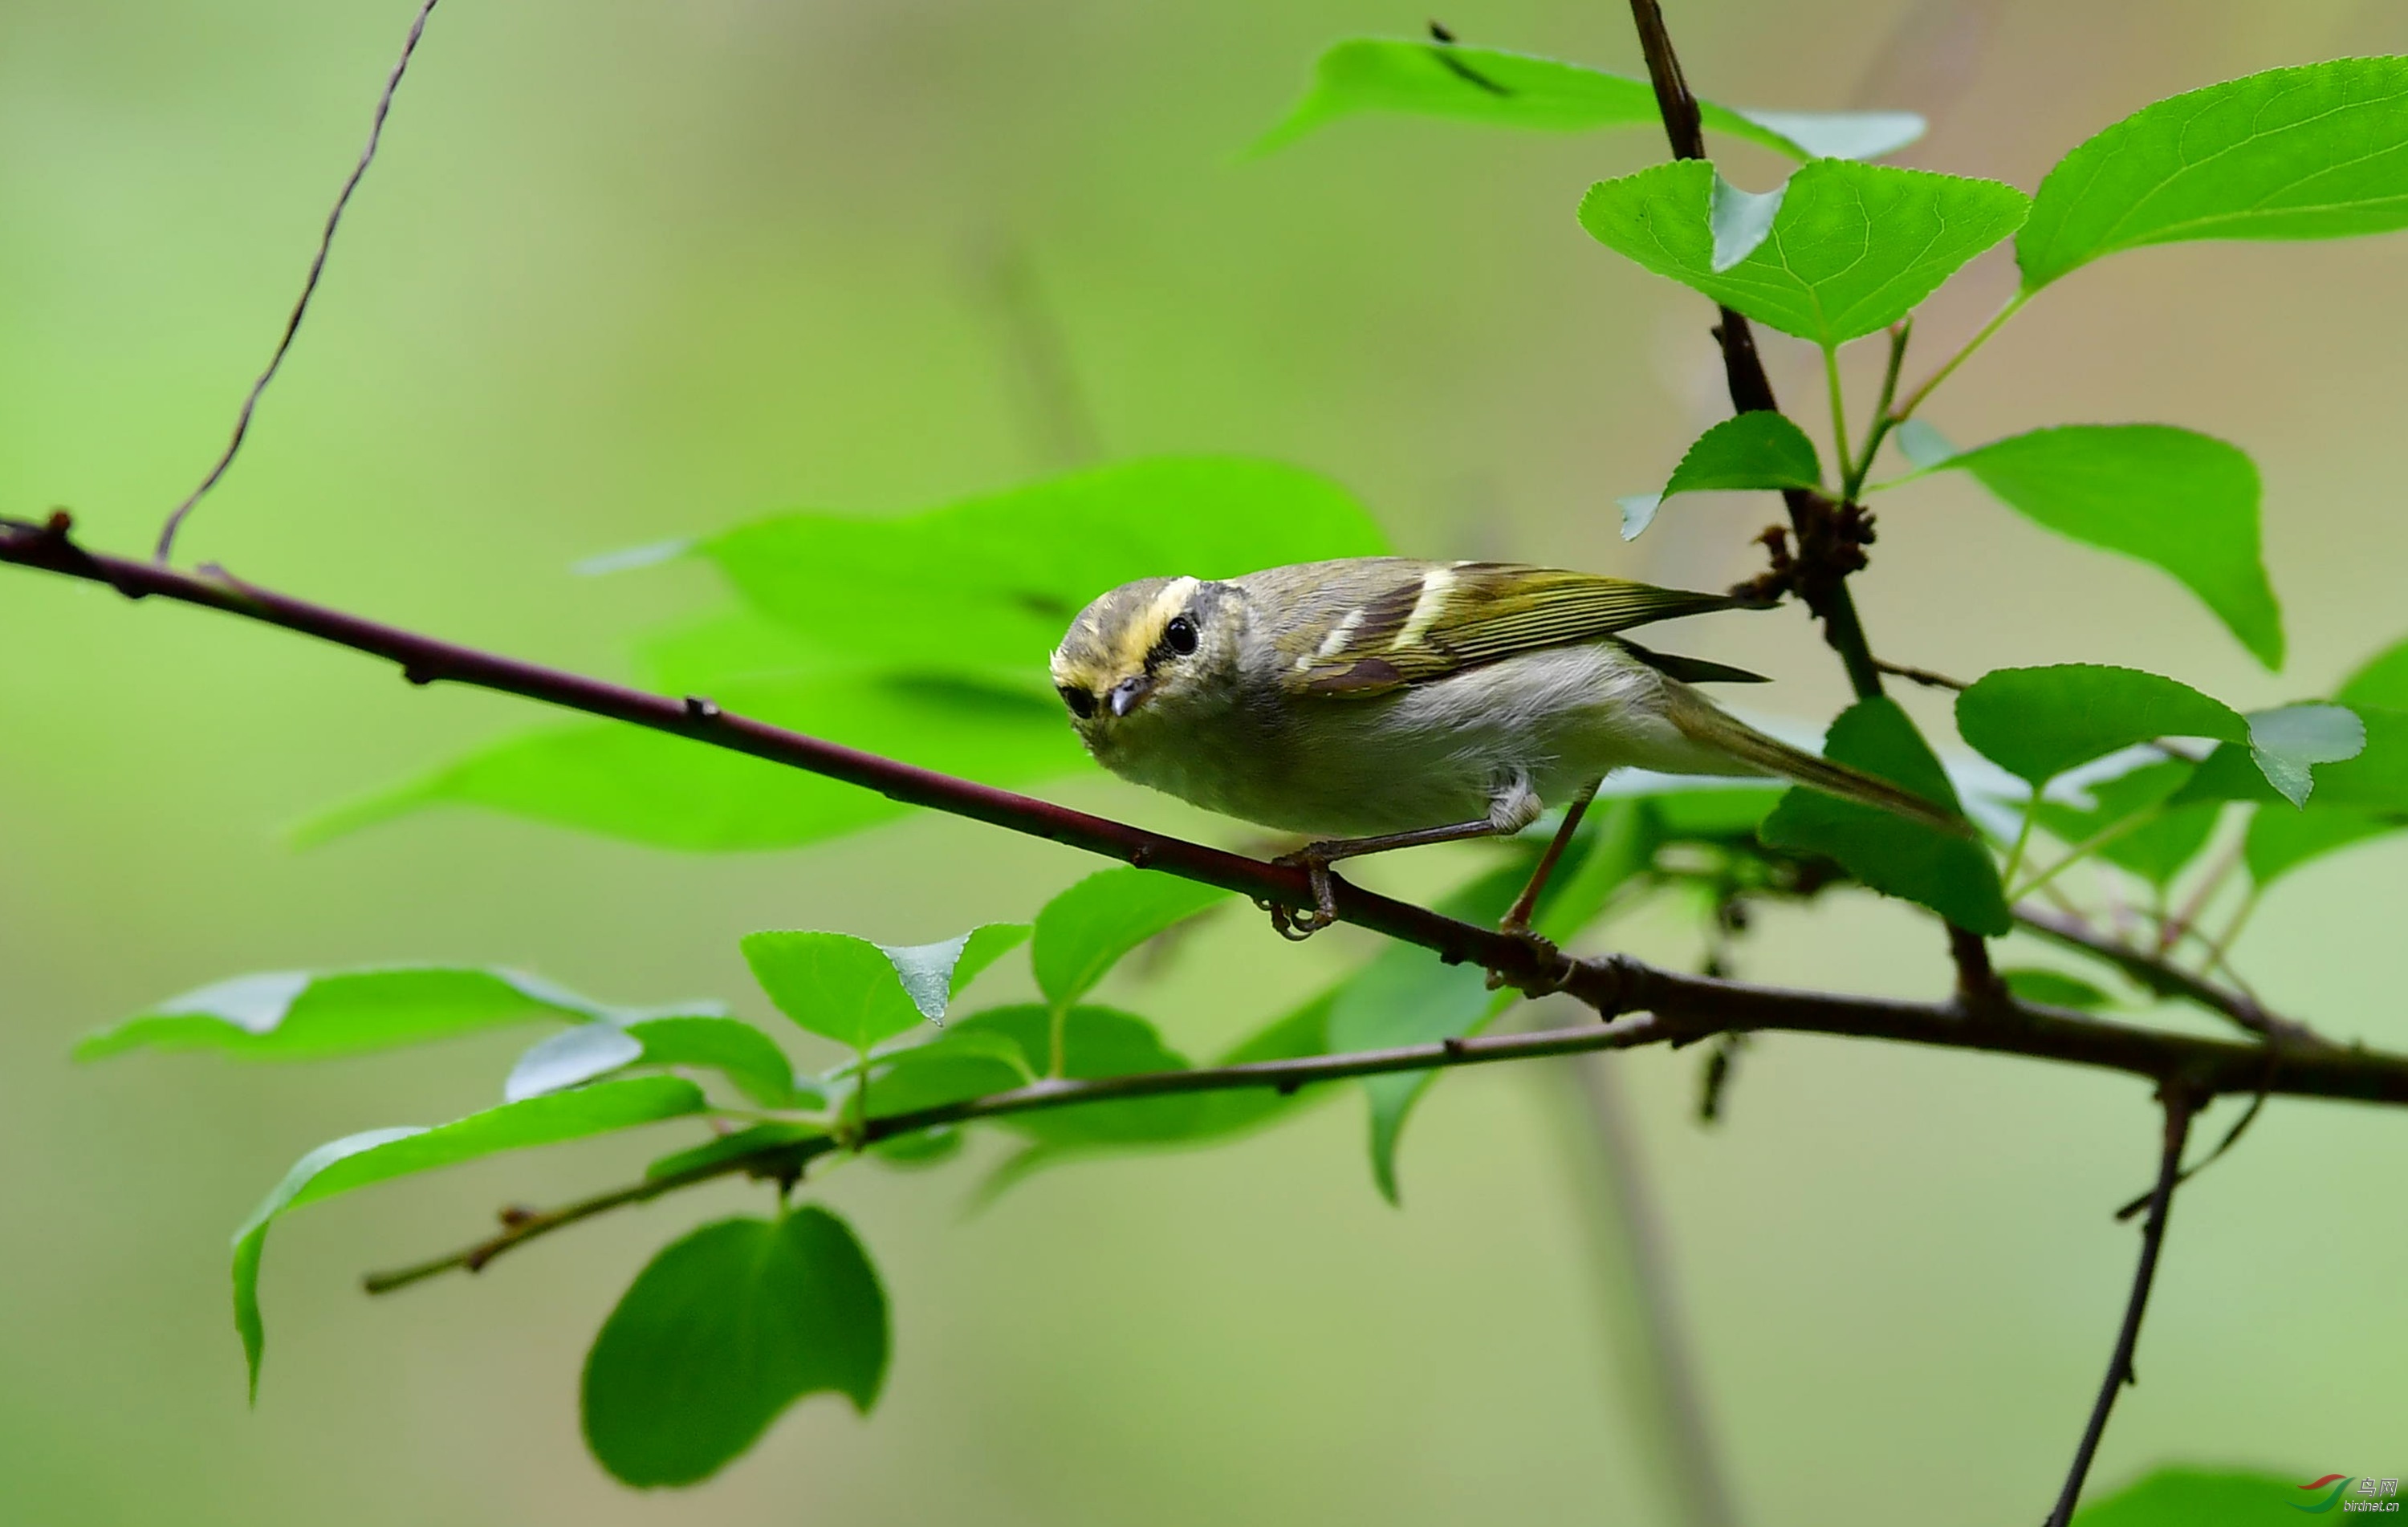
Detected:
[{"left": 5, "top": 0, "right": 2406, "bottom": 1521}]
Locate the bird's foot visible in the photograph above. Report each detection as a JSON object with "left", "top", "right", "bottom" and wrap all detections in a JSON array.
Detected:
[
  {"left": 1260, "top": 845, "right": 1344, "bottom": 940},
  {"left": 1485, "top": 919, "right": 1576, "bottom": 994}
]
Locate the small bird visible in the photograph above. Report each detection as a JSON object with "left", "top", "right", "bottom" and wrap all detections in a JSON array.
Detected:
[{"left": 1050, "top": 557, "right": 1962, "bottom": 934}]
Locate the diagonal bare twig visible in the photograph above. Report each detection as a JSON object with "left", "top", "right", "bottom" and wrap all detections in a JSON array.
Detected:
[
  {"left": 156, "top": 0, "right": 443, "bottom": 564},
  {"left": 2045, "top": 1086, "right": 2200, "bottom": 1525}
]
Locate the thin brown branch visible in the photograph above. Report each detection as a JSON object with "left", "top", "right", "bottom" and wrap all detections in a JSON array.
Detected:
[
  {"left": 2012, "top": 904, "right": 2327, "bottom": 1047},
  {"left": 1622, "top": 0, "right": 1885, "bottom": 703},
  {"left": 2044, "top": 1086, "right": 2200, "bottom": 1527},
  {"left": 359, "top": 968, "right": 2408, "bottom": 1293},
  {"left": 1873, "top": 657, "right": 1967, "bottom": 691},
  {"left": 156, "top": 0, "right": 443, "bottom": 564}
]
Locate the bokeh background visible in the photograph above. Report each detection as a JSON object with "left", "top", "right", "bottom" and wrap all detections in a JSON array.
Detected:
[{"left": 5, "top": 0, "right": 2406, "bottom": 1521}]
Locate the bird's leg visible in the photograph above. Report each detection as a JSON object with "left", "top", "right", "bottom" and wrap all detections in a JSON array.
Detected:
[
  {"left": 1499, "top": 778, "right": 1603, "bottom": 935},
  {"left": 1267, "top": 818, "right": 1509, "bottom": 939},
  {"left": 1263, "top": 778, "right": 1544, "bottom": 940}
]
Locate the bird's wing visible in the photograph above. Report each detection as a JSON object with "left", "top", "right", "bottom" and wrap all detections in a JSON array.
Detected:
[{"left": 1281, "top": 561, "right": 1746, "bottom": 698}]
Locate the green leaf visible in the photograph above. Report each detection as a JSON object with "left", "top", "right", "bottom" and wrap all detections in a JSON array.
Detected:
[
  {"left": 1326, "top": 861, "right": 1529, "bottom": 1204},
  {"left": 1955, "top": 665, "right": 2247, "bottom": 787},
  {"left": 2243, "top": 703, "right": 2366, "bottom": 807},
  {"left": 877, "top": 924, "right": 1029, "bottom": 1024},
  {"left": 1918, "top": 426, "right": 2283, "bottom": 668},
  {"left": 1251, "top": 39, "right": 1923, "bottom": 161},
  {"left": 699, "top": 457, "right": 1388, "bottom": 680},
  {"left": 2020, "top": 57, "right": 2408, "bottom": 292},
  {"left": 1999, "top": 968, "right": 2116, "bottom": 1010},
  {"left": 741, "top": 932, "right": 933, "bottom": 1052},
  {"left": 2070, "top": 1465, "right": 2322, "bottom": 1524},
  {"left": 1030, "top": 868, "right": 1235, "bottom": 1010},
  {"left": 1623, "top": 411, "right": 1821, "bottom": 540},
  {"left": 1638, "top": 784, "right": 1784, "bottom": 839},
  {"left": 1532, "top": 798, "right": 1655, "bottom": 940},
  {"left": 298, "top": 673, "right": 1084, "bottom": 853},
  {"left": 2176, "top": 705, "right": 2408, "bottom": 811},
  {"left": 2339, "top": 632, "right": 2408, "bottom": 709},
  {"left": 234, "top": 1077, "right": 706, "bottom": 1399},
  {"left": 645, "top": 1122, "right": 826, "bottom": 1181},
  {"left": 582, "top": 1208, "right": 887, "bottom": 1488},
  {"left": 948, "top": 1004, "right": 1198, "bottom": 1144},
  {"left": 633, "top": 606, "right": 827, "bottom": 692},
  {"left": 75, "top": 966, "right": 718, "bottom": 1063},
  {"left": 856, "top": 1029, "right": 1035, "bottom": 1119},
  {"left": 1761, "top": 697, "right": 2009, "bottom": 932},
  {"left": 2246, "top": 803, "right": 2406, "bottom": 886},
  {"left": 506, "top": 1016, "right": 799, "bottom": 1108},
  {"left": 1578, "top": 158, "right": 2028, "bottom": 347}
]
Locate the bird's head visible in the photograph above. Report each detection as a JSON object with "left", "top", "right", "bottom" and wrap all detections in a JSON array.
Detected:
[{"left": 1050, "top": 575, "right": 1247, "bottom": 754}]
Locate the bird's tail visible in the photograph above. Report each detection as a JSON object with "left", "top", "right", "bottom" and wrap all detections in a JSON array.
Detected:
[{"left": 1662, "top": 687, "right": 1971, "bottom": 838}]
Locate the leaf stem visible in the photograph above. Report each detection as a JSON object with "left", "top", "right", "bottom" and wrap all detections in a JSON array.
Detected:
[
  {"left": 1845, "top": 320, "right": 1912, "bottom": 502},
  {"left": 2010, "top": 807, "right": 2163, "bottom": 903},
  {"left": 1822, "top": 343, "right": 1856, "bottom": 489},
  {"left": 1889, "top": 290, "right": 2028, "bottom": 424},
  {"left": 2001, "top": 794, "right": 2040, "bottom": 888}
]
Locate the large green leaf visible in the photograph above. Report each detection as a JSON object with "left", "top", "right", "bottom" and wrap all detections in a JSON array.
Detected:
[
  {"left": 1955, "top": 665, "right": 2247, "bottom": 787},
  {"left": 298, "top": 673, "right": 1082, "bottom": 853},
  {"left": 1761, "top": 697, "right": 2009, "bottom": 932},
  {"left": 1030, "top": 867, "right": 1235, "bottom": 1010},
  {"left": 582, "top": 1208, "right": 887, "bottom": 1488},
  {"left": 75, "top": 966, "right": 716, "bottom": 1062},
  {"left": 505, "top": 1017, "right": 801, "bottom": 1108},
  {"left": 233, "top": 1077, "right": 706, "bottom": 1398},
  {"left": 2246, "top": 802, "right": 2406, "bottom": 886},
  {"left": 1579, "top": 158, "right": 2028, "bottom": 347},
  {"left": 741, "top": 932, "right": 935, "bottom": 1053},
  {"left": 2020, "top": 58, "right": 2408, "bottom": 291},
  {"left": 698, "top": 457, "right": 1389, "bottom": 678},
  {"left": 1620, "top": 411, "right": 1822, "bottom": 540},
  {"left": 2339, "top": 632, "right": 2408, "bottom": 709},
  {"left": 2070, "top": 1465, "right": 2325, "bottom": 1523},
  {"left": 1326, "top": 861, "right": 1527, "bottom": 1204},
  {"left": 1916, "top": 425, "right": 2282, "bottom": 668},
  {"left": 1252, "top": 38, "right": 1923, "bottom": 161}
]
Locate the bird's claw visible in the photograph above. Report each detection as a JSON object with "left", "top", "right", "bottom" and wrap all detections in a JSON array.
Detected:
[
  {"left": 1484, "top": 920, "right": 1576, "bottom": 993},
  {"left": 1261, "top": 847, "right": 1344, "bottom": 940}
]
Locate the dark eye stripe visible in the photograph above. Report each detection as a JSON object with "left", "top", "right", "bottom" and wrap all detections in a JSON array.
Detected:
[{"left": 1058, "top": 685, "right": 1096, "bottom": 718}]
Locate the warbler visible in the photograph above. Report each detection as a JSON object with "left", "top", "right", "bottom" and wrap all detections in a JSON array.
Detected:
[{"left": 1049, "top": 557, "right": 1961, "bottom": 931}]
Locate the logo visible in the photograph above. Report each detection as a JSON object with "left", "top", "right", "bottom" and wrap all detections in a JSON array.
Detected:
[{"left": 2293, "top": 1476, "right": 2402, "bottom": 1514}]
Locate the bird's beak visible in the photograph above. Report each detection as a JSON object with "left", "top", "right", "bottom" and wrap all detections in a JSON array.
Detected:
[{"left": 1108, "top": 676, "right": 1152, "bottom": 717}]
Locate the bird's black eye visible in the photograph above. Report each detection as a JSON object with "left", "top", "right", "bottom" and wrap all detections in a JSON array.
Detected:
[
  {"left": 1164, "top": 615, "right": 1198, "bottom": 656},
  {"left": 1059, "top": 685, "right": 1096, "bottom": 719}
]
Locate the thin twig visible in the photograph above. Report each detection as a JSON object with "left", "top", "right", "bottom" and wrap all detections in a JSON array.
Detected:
[
  {"left": 157, "top": 0, "right": 443, "bottom": 563},
  {"left": 2011, "top": 905, "right": 2325, "bottom": 1047},
  {"left": 1872, "top": 657, "right": 1967, "bottom": 691},
  {"left": 2113, "top": 1084, "right": 2268, "bottom": 1221},
  {"left": 2044, "top": 1086, "right": 2200, "bottom": 1526},
  {"left": 1621, "top": 0, "right": 1885, "bottom": 703}
]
